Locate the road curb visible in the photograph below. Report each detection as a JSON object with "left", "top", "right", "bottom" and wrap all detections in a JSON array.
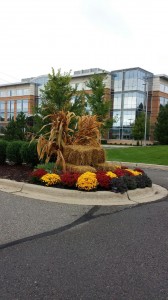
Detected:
[{"left": 0, "top": 179, "right": 167, "bottom": 206}]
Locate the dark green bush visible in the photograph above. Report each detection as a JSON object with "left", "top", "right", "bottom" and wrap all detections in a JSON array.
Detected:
[
  {"left": 123, "top": 176, "right": 137, "bottom": 190},
  {"left": 111, "top": 177, "right": 128, "bottom": 194},
  {"left": 6, "top": 141, "right": 24, "bottom": 164},
  {"left": 135, "top": 174, "right": 152, "bottom": 188},
  {"left": 20, "top": 141, "right": 39, "bottom": 166},
  {"left": 0, "top": 140, "right": 8, "bottom": 164}
]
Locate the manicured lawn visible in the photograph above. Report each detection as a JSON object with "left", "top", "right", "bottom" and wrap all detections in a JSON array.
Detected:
[{"left": 105, "top": 146, "right": 168, "bottom": 165}]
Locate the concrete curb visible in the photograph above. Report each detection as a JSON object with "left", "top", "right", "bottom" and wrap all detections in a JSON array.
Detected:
[
  {"left": 107, "top": 161, "right": 168, "bottom": 171},
  {"left": 0, "top": 179, "right": 167, "bottom": 206}
]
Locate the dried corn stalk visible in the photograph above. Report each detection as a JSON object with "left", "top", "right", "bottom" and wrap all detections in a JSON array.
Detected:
[
  {"left": 73, "top": 115, "right": 102, "bottom": 146},
  {"left": 35, "top": 111, "right": 76, "bottom": 172}
]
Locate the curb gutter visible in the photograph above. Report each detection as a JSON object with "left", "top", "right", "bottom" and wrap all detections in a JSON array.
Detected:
[{"left": 0, "top": 179, "right": 167, "bottom": 206}]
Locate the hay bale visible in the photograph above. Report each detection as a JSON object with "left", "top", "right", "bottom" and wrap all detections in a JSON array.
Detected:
[
  {"left": 63, "top": 145, "right": 105, "bottom": 166},
  {"left": 66, "top": 163, "right": 96, "bottom": 174},
  {"left": 95, "top": 162, "right": 117, "bottom": 172}
]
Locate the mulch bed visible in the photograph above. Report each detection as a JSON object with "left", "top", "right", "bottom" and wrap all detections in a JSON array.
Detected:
[{"left": 0, "top": 164, "right": 34, "bottom": 182}]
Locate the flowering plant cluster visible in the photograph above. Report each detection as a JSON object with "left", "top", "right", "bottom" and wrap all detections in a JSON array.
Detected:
[
  {"left": 61, "top": 172, "right": 80, "bottom": 187},
  {"left": 41, "top": 173, "right": 61, "bottom": 186},
  {"left": 76, "top": 172, "right": 98, "bottom": 191},
  {"left": 29, "top": 166, "right": 152, "bottom": 192}
]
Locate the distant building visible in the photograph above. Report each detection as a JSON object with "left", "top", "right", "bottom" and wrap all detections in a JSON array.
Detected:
[{"left": 0, "top": 67, "right": 168, "bottom": 142}]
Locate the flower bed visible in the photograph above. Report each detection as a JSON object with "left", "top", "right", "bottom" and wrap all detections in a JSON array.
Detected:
[{"left": 29, "top": 166, "right": 152, "bottom": 194}]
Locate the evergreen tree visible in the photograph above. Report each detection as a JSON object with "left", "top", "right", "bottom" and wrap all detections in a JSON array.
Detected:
[
  {"left": 132, "top": 112, "right": 149, "bottom": 145},
  {"left": 3, "top": 112, "right": 27, "bottom": 141},
  {"left": 154, "top": 104, "right": 168, "bottom": 144}
]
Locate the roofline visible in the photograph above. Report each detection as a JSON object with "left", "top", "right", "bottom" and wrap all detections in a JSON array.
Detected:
[
  {"left": 111, "top": 67, "right": 153, "bottom": 75},
  {"left": 154, "top": 74, "right": 168, "bottom": 80},
  {"left": 0, "top": 82, "right": 36, "bottom": 88}
]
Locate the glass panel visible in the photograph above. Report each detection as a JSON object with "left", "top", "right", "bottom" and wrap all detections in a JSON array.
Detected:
[
  {"left": 17, "top": 100, "right": 22, "bottom": 112},
  {"left": 123, "top": 111, "right": 136, "bottom": 126},
  {"left": 23, "top": 89, "right": 29, "bottom": 95},
  {"left": 11, "top": 100, "right": 15, "bottom": 112},
  {"left": 113, "top": 111, "right": 121, "bottom": 126},
  {"left": 123, "top": 92, "right": 136, "bottom": 109},
  {"left": 113, "top": 94, "right": 121, "bottom": 109},
  {"left": 0, "top": 113, "right": 5, "bottom": 121},
  {"left": 7, "top": 113, "right": 14, "bottom": 121},
  {"left": 22, "top": 100, "right": 28, "bottom": 112},
  {"left": 16, "top": 89, "right": 23, "bottom": 96}
]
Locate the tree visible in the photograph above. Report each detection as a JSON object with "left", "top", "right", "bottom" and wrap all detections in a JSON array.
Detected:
[
  {"left": 85, "top": 73, "right": 113, "bottom": 135},
  {"left": 154, "top": 104, "right": 168, "bottom": 144},
  {"left": 3, "top": 112, "right": 27, "bottom": 141},
  {"left": 132, "top": 112, "right": 149, "bottom": 145},
  {"left": 40, "top": 68, "right": 85, "bottom": 115}
]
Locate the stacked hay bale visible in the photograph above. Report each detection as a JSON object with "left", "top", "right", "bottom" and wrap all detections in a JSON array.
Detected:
[{"left": 63, "top": 145, "right": 116, "bottom": 173}]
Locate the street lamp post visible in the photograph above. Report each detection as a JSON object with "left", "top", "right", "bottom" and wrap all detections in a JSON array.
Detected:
[{"left": 144, "top": 80, "right": 149, "bottom": 146}]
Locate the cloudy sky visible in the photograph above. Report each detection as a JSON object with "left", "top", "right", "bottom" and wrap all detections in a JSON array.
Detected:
[{"left": 0, "top": 0, "right": 168, "bottom": 83}]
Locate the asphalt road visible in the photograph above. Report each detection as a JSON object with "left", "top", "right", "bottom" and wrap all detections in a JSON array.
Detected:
[{"left": 1, "top": 168, "right": 168, "bottom": 300}]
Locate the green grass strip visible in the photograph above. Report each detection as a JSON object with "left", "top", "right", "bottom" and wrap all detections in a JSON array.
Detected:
[{"left": 105, "top": 146, "right": 168, "bottom": 165}]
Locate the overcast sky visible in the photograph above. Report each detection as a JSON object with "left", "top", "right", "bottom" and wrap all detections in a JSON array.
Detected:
[{"left": 0, "top": 0, "right": 168, "bottom": 84}]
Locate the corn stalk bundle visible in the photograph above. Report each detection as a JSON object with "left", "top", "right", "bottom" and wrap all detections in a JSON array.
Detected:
[
  {"left": 36, "top": 111, "right": 76, "bottom": 172},
  {"left": 73, "top": 115, "right": 102, "bottom": 147}
]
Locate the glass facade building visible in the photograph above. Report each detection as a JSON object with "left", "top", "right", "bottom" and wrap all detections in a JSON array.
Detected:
[{"left": 110, "top": 68, "right": 153, "bottom": 140}]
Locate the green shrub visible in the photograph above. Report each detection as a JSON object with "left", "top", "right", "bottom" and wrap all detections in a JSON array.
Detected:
[
  {"left": 6, "top": 141, "right": 24, "bottom": 164},
  {"left": 20, "top": 141, "right": 39, "bottom": 166},
  {"left": 111, "top": 177, "right": 128, "bottom": 194},
  {"left": 0, "top": 140, "right": 8, "bottom": 164},
  {"left": 123, "top": 176, "right": 137, "bottom": 190},
  {"left": 36, "top": 162, "right": 62, "bottom": 173}
]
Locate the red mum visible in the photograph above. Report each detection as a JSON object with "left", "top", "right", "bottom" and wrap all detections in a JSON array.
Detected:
[
  {"left": 30, "top": 168, "right": 47, "bottom": 178},
  {"left": 113, "top": 168, "right": 126, "bottom": 177},
  {"left": 96, "top": 171, "right": 111, "bottom": 189},
  {"left": 61, "top": 172, "right": 80, "bottom": 187}
]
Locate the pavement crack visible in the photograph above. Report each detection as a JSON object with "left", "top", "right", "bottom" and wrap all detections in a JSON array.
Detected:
[{"left": 0, "top": 205, "right": 101, "bottom": 250}]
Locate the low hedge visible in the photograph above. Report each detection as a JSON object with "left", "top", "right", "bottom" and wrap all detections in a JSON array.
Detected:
[
  {"left": 20, "top": 141, "right": 39, "bottom": 166},
  {"left": 0, "top": 140, "right": 8, "bottom": 164},
  {"left": 6, "top": 141, "right": 24, "bottom": 164}
]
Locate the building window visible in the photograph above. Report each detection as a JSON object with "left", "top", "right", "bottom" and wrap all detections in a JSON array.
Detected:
[
  {"left": 0, "top": 101, "right": 5, "bottom": 121},
  {"left": 16, "top": 89, "right": 23, "bottom": 96},
  {"left": 123, "top": 92, "right": 137, "bottom": 109},
  {"left": 113, "top": 94, "right": 122, "bottom": 109},
  {"left": 160, "top": 97, "right": 168, "bottom": 107},
  {"left": 23, "top": 89, "right": 29, "bottom": 95},
  {"left": 16, "top": 99, "right": 28, "bottom": 115},
  {"left": 123, "top": 110, "right": 135, "bottom": 126},
  {"left": 7, "top": 100, "right": 15, "bottom": 121}
]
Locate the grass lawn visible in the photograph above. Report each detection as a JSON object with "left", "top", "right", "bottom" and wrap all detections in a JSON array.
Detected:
[{"left": 105, "top": 145, "right": 168, "bottom": 165}]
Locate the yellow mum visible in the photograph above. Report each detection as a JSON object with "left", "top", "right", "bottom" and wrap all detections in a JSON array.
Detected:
[
  {"left": 76, "top": 172, "right": 98, "bottom": 191},
  {"left": 125, "top": 169, "right": 142, "bottom": 176},
  {"left": 41, "top": 173, "right": 61, "bottom": 186},
  {"left": 106, "top": 171, "right": 117, "bottom": 178}
]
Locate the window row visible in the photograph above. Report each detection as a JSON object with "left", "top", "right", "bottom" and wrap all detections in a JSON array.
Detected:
[
  {"left": 112, "top": 110, "right": 136, "bottom": 127},
  {"left": 0, "top": 100, "right": 28, "bottom": 121},
  {"left": 113, "top": 78, "right": 147, "bottom": 92},
  {"left": 0, "top": 89, "right": 30, "bottom": 97},
  {"left": 113, "top": 92, "right": 145, "bottom": 110}
]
